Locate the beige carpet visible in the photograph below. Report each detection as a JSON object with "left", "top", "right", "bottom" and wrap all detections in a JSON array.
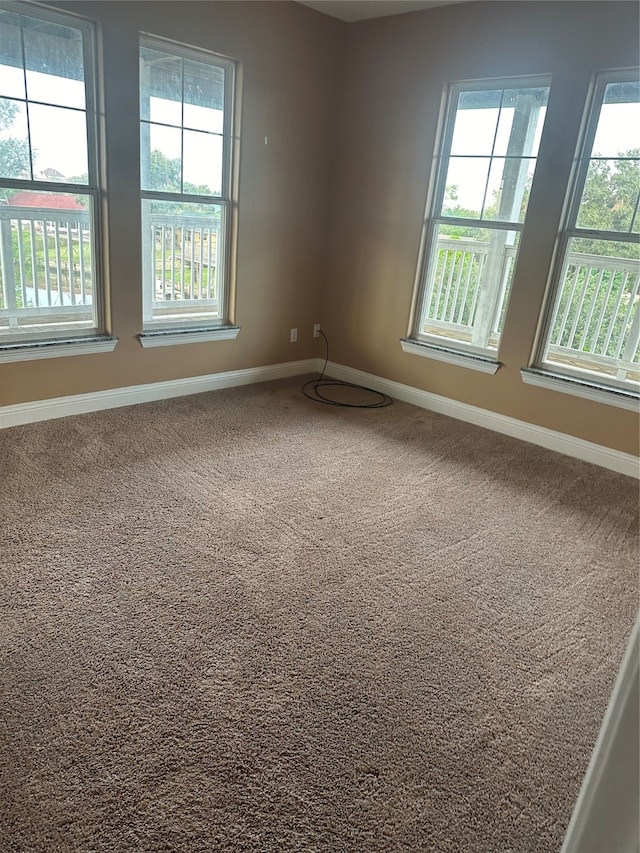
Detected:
[{"left": 1, "top": 377, "right": 638, "bottom": 852}]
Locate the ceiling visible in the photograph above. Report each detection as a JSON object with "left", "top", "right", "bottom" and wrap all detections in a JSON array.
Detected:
[{"left": 296, "top": 0, "right": 467, "bottom": 23}]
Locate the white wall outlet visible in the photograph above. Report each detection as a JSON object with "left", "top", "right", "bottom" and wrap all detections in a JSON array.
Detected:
[
  {"left": 290, "top": 327, "right": 297, "bottom": 343},
  {"left": 313, "top": 324, "right": 321, "bottom": 338}
]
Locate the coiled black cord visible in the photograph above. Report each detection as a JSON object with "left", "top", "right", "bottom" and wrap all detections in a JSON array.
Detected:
[{"left": 302, "top": 331, "right": 393, "bottom": 408}]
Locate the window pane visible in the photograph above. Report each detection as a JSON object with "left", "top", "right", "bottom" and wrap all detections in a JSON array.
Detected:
[
  {"left": 29, "top": 103, "right": 88, "bottom": 182},
  {"left": 543, "top": 236, "right": 639, "bottom": 386},
  {"left": 140, "top": 45, "right": 182, "bottom": 125},
  {"left": 420, "top": 223, "right": 519, "bottom": 351},
  {"left": 538, "top": 74, "right": 640, "bottom": 391},
  {"left": 493, "top": 88, "right": 548, "bottom": 157},
  {"left": 592, "top": 81, "right": 640, "bottom": 158},
  {"left": 419, "top": 80, "right": 548, "bottom": 354},
  {"left": 141, "top": 123, "right": 182, "bottom": 192},
  {"left": 184, "top": 59, "right": 225, "bottom": 133},
  {"left": 441, "top": 83, "right": 549, "bottom": 224},
  {"left": 0, "top": 98, "right": 30, "bottom": 179},
  {"left": 441, "top": 157, "right": 490, "bottom": 219},
  {"left": 482, "top": 157, "right": 536, "bottom": 223},
  {"left": 0, "top": 9, "right": 100, "bottom": 345},
  {"left": 0, "top": 10, "right": 25, "bottom": 99},
  {"left": 450, "top": 87, "right": 548, "bottom": 158},
  {"left": 577, "top": 157, "right": 640, "bottom": 233},
  {"left": 449, "top": 90, "right": 501, "bottom": 156},
  {"left": 0, "top": 190, "right": 96, "bottom": 340},
  {"left": 139, "top": 39, "right": 233, "bottom": 332},
  {"left": 141, "top": 198, "right": 224, "bottom": 325},
  {"left": 575, "top": 79, "right": 640, "bottom": 237},
  {"left": 183, "top": 130, "right": 222, "bottom": 195},
  {"left": 22, "top": 15, "right": 86, "bottom": 109}
]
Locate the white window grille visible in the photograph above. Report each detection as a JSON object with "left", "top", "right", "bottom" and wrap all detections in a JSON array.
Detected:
[
  {"left": 0, "top": 1, "right": 102, "bottom": 342},
  {"left": 413, "top": 77, "right": 550, "bottom": 356},
  {"left": 538, "top": 71, "right": 639, "bottom": 390},
  {"left": 139, "top": 35, "right": 235, "bottom": 330}
]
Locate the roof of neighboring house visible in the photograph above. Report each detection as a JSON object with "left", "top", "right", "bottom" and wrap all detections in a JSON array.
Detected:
[
  {"left": 41, "top": 167, "right": 65, "bottom": 178},
  {"left": 6, "top": 192, "right": 85, "bottom": 210}
]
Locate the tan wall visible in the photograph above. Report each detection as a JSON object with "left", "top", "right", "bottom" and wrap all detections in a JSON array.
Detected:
[
  {"left": 322, "top": 1, "right": 640, "bottom": 455},
  {"left": 0, "top": 0, "right": 343, "bottom": 405}
]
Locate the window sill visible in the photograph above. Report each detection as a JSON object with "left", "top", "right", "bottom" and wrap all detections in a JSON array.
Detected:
[
  {"left": 400, "top": 338, "right": 501, "bottom": 374},
  {"left": 521, "top": 368, "right": 639, "bottom": 412},
  {"left": 138, "top": 325, "right": 240, "bottom": 348},
  {"left": 0, "top": 336, "right": 118, "bottom": 364}
]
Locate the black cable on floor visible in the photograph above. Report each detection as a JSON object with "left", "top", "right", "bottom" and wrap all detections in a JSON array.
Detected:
[{"left": 302, "top": 331, "right": 393, "bottom": 408}]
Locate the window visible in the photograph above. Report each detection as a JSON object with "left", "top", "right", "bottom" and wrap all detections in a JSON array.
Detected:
[
  {"left": 0, "top": 2, "right": 102, "bottom": 343},
  {"left": 411, "top": 78, "right": 550, "bottom": 358},
  {"left": 139, "top": 36, "right": 235, "bottom": 335},
  {"left": 538, "top": 72, "right": 639, "bottom": 391}
]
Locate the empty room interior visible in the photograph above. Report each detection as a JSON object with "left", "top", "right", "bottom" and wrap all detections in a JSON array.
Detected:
[{"left": 0, "top": 0, "right": 638, "bottom": 850}]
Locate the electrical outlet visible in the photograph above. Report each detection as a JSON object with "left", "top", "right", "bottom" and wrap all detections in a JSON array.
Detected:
[
  {"left": 290, "top": 327, "right": 297, "bottom": 343},
  {"left": 313, "top": 324, "right": 321, "bottom": 338}
]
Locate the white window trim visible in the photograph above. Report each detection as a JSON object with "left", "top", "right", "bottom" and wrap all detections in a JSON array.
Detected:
[
  {"left": 0, "top": 336, "right": 117, "bottom": 363},
  {"left": 138, "top": 325, "right": 239, "bottom": 348},
  {"left": 0, "top": 1, "right": 105, "bottom": 346},
  {"left": 408, "top": 75, "right": 551, "bottom": 361},
  {"left": 533, "top": 68, "right": 640, "bottom": 393},
  {"left": 521, "top": 368, "right": 639, "bottom": 412},
  {"left": 139, "top": 34, "right": 236, "bottom": 333},
  {"left": 400, "top": 338, "right": 500, "bottom": 374}
]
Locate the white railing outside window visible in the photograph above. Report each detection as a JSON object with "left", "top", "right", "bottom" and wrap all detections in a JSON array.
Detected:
[
  {"left": 0, "top": 204, "right": 94, "bottom": 333},
  {"left": 546, "top": 251, "right": 639, "bottom": 385},
  {"left": 0, "top": 206, "right": 228, "bottom": 331},
  {"left": 422, "top": 237, "right": 518, "bottom": 349},
  {"left": 422, "top": 236, "right": 639, "bottom": 383},
  {"left": 141, "top": 212, "right": 222, "bottom": 324}
]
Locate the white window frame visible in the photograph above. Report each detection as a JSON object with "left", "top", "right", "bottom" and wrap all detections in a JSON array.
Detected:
[
  {"left": 408, "top": 75, "right": 551, "bottom": 364},
  {"left": 138, "top": 34, "right": 237, "bottom": 342},
  {"left": 533, "top": 68, "right": 640, "bottom": 394},
  {"left": 0, "top": 0, "right": 106, "bottom": 349}
]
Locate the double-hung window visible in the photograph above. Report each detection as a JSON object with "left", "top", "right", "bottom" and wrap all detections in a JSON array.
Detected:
[
  {"left": 411, "top": 78, "right": 550, "bottom": 359},
  {"left": 0, "top": 2, "right": 102, "bottom": 343},
  {"left": 537, "top": 71, "right": 639, "bottom": 391},
  {"left": 139, "top": 36, "right": 235, "bottom": 336}
]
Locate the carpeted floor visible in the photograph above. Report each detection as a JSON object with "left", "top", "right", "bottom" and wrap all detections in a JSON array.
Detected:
[{"left": 1, "top": 377, "right": 638, "bottom": 852}]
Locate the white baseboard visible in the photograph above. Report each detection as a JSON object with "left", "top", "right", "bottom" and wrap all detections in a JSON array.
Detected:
[
  {"left": 325, "top": 362, "right": 640, "bottom": 479},
  {"left": 2, "top": 356, "right": 637, "bottom": 478},
  {"left": 0, "top": 358, "right": 323, "bottom": 429}
]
